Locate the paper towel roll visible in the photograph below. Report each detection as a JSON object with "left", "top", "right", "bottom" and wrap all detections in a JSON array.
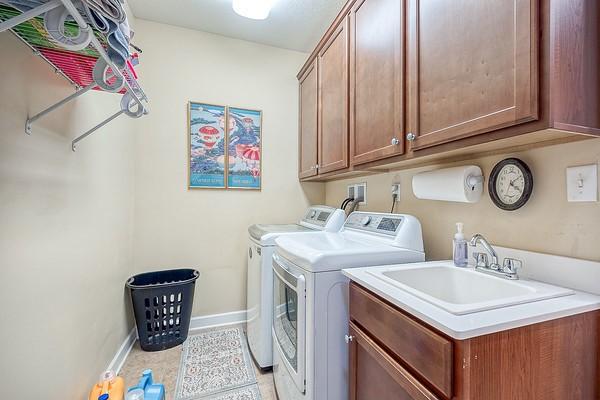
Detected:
[{"left": 412, "top": 165, "right": 483, "bottom": 203}]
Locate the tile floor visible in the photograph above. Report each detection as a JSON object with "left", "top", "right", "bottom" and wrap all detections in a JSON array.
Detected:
[{"left": 120, "top": 325, "right": 276, "bottom": 400}]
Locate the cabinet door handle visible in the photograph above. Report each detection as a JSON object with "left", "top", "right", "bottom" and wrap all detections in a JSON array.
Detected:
[
  {"left": 344, "top": 334, "right": 354, "bottom": 343},
  {"left": 391, "top": 137, "right": 400, "bottom": 145},
  {"left": 406, "top": 132, "right": 416, "bottom": 141}
]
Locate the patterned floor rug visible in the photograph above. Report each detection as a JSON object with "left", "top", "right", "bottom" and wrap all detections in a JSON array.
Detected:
[
  {"left": 201, "top": 385, "right": 262, "bottom": 400},
  {"left": 174, "top": 327, "right": 260, "bottom": 400}
]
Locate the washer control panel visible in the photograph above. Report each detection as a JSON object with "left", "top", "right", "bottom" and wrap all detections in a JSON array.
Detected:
[{"left": 344, "top": 212, "right": 404, "bottom": 236}]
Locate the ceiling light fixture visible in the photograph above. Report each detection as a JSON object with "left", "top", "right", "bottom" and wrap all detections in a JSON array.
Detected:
[{"left": 232, "top": 0, "right": 275, "bottom": 20}]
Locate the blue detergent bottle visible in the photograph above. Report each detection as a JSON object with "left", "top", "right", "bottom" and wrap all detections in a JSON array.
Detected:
[{"left": 126, "top": 369, "right": 165, "bottom": 400}]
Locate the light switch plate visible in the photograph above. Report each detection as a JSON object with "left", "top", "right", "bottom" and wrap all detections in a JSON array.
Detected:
[{"left": 566, "top": 164, "right": 598, "bottom": 202}]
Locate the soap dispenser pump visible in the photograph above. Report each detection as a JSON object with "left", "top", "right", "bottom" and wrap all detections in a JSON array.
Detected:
[{"left": 453, "top": 222, "right": 468, "bottom": 267}]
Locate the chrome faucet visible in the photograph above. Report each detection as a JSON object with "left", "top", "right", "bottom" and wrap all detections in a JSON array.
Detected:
[
  {"left": 469, "top": 234, "right": 521, "bottom": 280},
  {"left": 469, "top": 234, "right": 500, "bottom": 270}
]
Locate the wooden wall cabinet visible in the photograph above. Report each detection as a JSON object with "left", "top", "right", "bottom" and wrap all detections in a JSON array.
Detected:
[
  {"left": 298, "top": 18, "right": 350, "bottom": 179},
  {"left": 349, "top": 0, "right": 405, "bottom": 166},
  {"left": 298, "top": 0, "right": 600, "bottom": 181},
  {"left": 298, "top": 59, "right": 319, "bottom": 179},
  {"left": 406, "top": 0, "right": 539, "bottom": 150},
  {"left": 317, "top": 16, "right": 350, "bottom": 174},
  {"left": 349, "top": 282, "right": 600, "bottom": 400}
]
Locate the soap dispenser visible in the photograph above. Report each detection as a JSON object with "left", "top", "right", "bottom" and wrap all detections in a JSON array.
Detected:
[{"left": 453, "top": 222, "right": 468, "bottom": 267}]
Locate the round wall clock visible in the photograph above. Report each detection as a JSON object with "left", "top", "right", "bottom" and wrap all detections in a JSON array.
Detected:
[{"left": 488, "top": 158, "right": 533, "bottom": 211}]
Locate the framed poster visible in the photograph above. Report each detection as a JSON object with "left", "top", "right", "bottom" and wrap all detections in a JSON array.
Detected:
[
  {"left": 227, "top": 107, "right": 262, "bottom": 189},
  {"left": 188, "top": 102, "right": 227, "bottom": 189}
]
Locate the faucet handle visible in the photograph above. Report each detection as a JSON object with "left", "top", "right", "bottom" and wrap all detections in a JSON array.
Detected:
[
  {"left": 473, "top": 252, "right": 489, "bottom": 268},
  {"left": 503, "top": 258, "right": 523, "bottom": 274}
]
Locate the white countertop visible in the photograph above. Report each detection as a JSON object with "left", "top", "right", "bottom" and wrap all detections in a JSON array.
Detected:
[{"left": 343, "top": 261, "right": 600, "bottom": 340}]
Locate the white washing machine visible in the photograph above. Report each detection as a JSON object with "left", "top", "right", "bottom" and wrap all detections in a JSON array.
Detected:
[
  {"left": 271, "top": 212, "right": 425, "bottom": 400},
  {"left": 246, "top": 206, "right": 346, "bottom": 369}
]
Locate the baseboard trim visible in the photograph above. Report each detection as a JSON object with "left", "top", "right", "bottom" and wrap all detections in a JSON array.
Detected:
[
  {"left": 107, "top": 327, "right": 137, "bottom": 374},
  {"left": 189, "top": 310, "right": 248, "bottom": 331}
]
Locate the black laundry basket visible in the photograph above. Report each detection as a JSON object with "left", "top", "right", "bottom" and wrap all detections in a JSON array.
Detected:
[{"left": 126, "top": 269, "right": 200, "bottom": 351}]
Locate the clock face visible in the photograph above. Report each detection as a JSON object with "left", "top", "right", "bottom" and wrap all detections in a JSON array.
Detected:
[
  {"left": 495, "top": 164, "right": 525, "bottom": 205},
  {"left": 489, "top": 158, "right": 533, "bottom": 211}
]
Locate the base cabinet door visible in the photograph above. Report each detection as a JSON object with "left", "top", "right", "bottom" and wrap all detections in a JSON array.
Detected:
[
  {"left": 298, "top": 60, "right": 319, "bottom": 179},
  {"left": 407, "top": 0, "right": 539, "bottom": 150},
  {"left": 350, "top": 0, "right": 405, "bottom": 165},
  {"left": 317, "top": 17, "right": 350, "bottom": 174},
  {"left": 349, "top": 322, "right": 440, "bottom": 400}
]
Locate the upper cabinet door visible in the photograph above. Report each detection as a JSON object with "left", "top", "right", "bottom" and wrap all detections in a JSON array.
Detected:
[
  {"left": 350, "top": 0, "right": 405, "bottom": 166},
  {"left": 318, "top": 17, "right": 350, "bottom": 174},
  {"left": 407, "top": 0, "right": 539, "bottom": 150},
  {"left": 298, "top": 59, "right": 319, "bottom": 179}
]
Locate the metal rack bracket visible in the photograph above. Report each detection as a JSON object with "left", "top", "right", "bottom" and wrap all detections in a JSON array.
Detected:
[{"left": 25, "top": 81, "right": 95, "bottom": 135}]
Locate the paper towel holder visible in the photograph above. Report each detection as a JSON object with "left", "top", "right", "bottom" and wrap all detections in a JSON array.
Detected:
[
  {"left": 412, "top": 165, "right": 484, "bottom": 203},
  {"left": 466, "top": 175, "right": 484, "bottom": 191}
]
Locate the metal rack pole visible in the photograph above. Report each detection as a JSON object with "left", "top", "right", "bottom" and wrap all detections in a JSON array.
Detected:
[{"left": 71, "top": 109, "right": 124, "bottom": 151}]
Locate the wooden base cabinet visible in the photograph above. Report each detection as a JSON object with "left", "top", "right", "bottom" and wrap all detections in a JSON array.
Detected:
[
  {"left": 349, "top": 322, "right": 440, "bottom": 400},
  {"left": 349, "top": 282, "right": 600, "bottom": 400}
]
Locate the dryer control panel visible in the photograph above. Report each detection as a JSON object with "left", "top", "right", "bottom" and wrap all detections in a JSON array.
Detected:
[
  {"left": 301, "top": 206, "right": 335, "bottom": 227},
  {"left": 344, "top": 212, "right": 404, "bottom": 236}
]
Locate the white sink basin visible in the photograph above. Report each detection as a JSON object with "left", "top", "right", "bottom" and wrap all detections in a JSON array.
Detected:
[{"left": 369, "top": 263, "right": 575, "bottom": 315}]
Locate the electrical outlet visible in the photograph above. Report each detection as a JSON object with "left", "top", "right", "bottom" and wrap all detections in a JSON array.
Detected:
[
  {"left": 391, "top": 183, "right": 400, "bottom": 199},
  {"left": 566, "top": 164, "right": 598, "bottom": 202},
  {"left": 347, "top": 185, "right": 355, "bottom": 200},
  {"left": 347, "top": 183, "right": 367, "bottom": 205},
  {"left": 355, "top": 183, "right": 367, "bottom": 205}
]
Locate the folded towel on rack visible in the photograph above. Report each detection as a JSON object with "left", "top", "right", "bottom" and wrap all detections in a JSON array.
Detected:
[
  {"left": 79, "top": 0, "right": 124, "bottom": 23},
  {"left": 81, "top": 2, "right": 108, "bottom": 32},
  {"left": 105, "top": 17, "right": 130, "bottom": 68}
]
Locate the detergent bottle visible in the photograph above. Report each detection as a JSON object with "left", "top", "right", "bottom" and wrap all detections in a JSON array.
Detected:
[
  {"left": 126, "top": 369, "right": 165, "bottom": 400},
  {"left": 89, "top": 370, "right": 125, "bottom": 400}
]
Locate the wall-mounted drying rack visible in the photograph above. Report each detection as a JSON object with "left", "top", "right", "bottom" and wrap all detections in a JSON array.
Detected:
[{"left": 0, "top": 0, "right": 149, "bottom": 151}]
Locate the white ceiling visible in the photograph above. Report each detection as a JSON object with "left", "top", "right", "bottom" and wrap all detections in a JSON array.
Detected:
[{"left": 128, "top": 0, "right": 347, "bottom": 52}]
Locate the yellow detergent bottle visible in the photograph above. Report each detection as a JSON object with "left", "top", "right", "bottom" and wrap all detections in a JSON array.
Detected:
[{"left": 89, "top": 370, "right": 125, "bottom": 400}]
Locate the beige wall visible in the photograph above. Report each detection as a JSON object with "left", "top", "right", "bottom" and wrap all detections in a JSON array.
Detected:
[
  {"left": 0, "top": 33, "right": 136, "bottom": 399},
  {"left": 132, "top": 20, "right": 325, "bottom": 317},
  {"left": 326, "top": 139, "right": 600, "bottom": 262}
]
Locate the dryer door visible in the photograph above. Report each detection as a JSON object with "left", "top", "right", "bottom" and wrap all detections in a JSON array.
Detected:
[{"left": 272, "top": 254, "right": 306, "bottom": 393}]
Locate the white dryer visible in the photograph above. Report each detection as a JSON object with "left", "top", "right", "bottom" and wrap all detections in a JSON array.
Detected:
[
  {"left": 271, "top": 212, "right": 425, "bottom": 400},
  {"left": 246, "top": 206, "right": 346, "bottom": 369}
]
